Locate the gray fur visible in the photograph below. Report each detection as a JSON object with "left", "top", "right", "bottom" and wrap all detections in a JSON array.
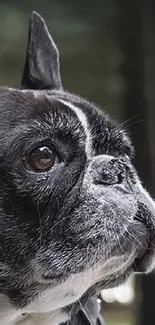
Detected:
[{"left": 0, "top": 11, "right": 154, "bottom": 325}]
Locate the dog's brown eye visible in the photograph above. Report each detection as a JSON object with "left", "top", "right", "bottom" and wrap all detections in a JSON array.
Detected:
[{"left": 24, "top": 146, "right": 57, "bottom": 172}]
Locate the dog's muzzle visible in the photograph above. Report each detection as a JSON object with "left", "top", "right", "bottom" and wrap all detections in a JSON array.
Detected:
[{"left": 133, "top": 202, "right": 155, "bottom": 272}]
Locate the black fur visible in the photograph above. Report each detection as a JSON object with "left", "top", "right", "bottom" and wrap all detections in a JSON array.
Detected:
[
  {"left": 0, "top": 11, "right": 155, "bottom": 325},
  {"left": 21, "top": 12, "right": 62, "bottom": 90}
]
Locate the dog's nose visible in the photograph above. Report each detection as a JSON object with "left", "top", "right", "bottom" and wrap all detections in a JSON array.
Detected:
[
  {"left": 94, "top": 158, "right": 125, "bottom": 185},
  {"left": 92, "top": 156, "right": 134, "bottom": 186}
]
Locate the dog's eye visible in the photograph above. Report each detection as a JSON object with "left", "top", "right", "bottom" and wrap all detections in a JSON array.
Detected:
[{"left": 24, "top": 146, "right": 58, "bottom": 172}]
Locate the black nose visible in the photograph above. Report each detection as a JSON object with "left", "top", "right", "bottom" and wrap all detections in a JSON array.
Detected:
[{"left": 93, "top": 157, "right": 128, "bottom": 185}]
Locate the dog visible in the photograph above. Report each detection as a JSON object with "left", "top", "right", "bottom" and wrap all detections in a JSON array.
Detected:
[{"left": 0, "top": 11, "right": 155, "bottom": 325}]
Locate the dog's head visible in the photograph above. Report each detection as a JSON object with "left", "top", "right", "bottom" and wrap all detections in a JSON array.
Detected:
[{"left": 0, "top": 11, "right": 155, "bottom": 324}]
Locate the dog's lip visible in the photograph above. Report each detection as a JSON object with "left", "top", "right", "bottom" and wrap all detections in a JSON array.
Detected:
[
  {"left": 133, "top": 203, "right": 155, "bottom": 272},
  {"left": 42, "top": 273, "right": 67, "bottom": 284},
  {"left": 133, "top": 240, "right": 155, "bottom": 273},
  {"left": 134, "top": 202, "right": 155, "bottom": 233}
]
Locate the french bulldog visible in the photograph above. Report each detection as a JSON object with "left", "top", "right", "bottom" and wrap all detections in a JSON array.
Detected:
[{"left": 0, "top": 11, "right": 155, "bottom": 325}]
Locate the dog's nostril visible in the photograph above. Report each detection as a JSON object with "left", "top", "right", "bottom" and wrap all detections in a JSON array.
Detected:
[
  {"left": 93, "top": 158, "right": 128, "bottom": 186},
  {"left": 96, "top": 169, "right": 125, "bottom": 185},
  {"left": 117, "top": 172, "right": 124, "bottom": 184}
]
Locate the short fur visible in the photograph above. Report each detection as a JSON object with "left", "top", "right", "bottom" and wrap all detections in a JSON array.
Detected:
[{"left": 0, "top": 11, "right": 155, "bottom": 325}]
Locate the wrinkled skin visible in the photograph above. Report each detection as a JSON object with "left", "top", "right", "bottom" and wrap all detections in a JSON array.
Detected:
[{"left": 0, "top": 11, "right": 155, "bottom": 325}]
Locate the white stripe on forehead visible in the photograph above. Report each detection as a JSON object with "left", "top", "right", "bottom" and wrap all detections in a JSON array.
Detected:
[{"left": 59, "top": 99, "right": 92, "bottom": 158}]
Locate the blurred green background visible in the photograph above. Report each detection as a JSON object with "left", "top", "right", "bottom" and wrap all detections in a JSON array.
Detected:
[{"left": 0, "top": 0, "right": 155, "bottom": 324}]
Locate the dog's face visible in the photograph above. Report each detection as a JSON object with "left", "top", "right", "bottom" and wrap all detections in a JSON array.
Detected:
[{"left": 0, "top": 11, "right": 155, "bottom": 325}]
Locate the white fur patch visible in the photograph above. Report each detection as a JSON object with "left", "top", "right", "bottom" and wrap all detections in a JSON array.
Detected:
[{"left": 59, "top": 100, "right": 92, "bottom": 158}]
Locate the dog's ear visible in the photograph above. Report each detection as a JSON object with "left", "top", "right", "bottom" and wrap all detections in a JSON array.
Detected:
[{"left": 21, "top": 11, "right": 62, "bottom": 90}]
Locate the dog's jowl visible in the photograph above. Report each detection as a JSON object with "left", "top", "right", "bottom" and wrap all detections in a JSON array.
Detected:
[{"left": 0, "top": 11, "right": 155, "bottom": 325}]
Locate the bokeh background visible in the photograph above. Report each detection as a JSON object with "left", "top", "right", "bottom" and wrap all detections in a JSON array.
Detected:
[{"left": 0, "top": 0, "right": 155, "bottom": 324}]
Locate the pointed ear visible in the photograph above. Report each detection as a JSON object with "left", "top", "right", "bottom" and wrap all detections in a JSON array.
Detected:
[{"left": 21, "top": 11, "right": 62, "bottom": 90}]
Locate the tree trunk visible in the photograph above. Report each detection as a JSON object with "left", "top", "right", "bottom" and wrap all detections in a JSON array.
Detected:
[{"left": 118, "top": 1, "right": 155, "bottom": 324}]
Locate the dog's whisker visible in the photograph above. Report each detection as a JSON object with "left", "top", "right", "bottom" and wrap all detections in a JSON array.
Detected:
[
  {"left": 121, "top": 119, "right": 146, "bottom": 132},
  {"left": 77, "top": 299, "right": 94, "bottom": 325},
  {"left": 122, "top": 222, "right": 149, "bottom": 251},
  {"left": 0, "top": 9, "right": 155, "bottom": 325},
  {"left": 118, "top": 113, "right": 144, "bottom": 128}
]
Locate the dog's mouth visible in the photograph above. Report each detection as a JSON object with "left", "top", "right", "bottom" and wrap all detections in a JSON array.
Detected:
[{"left": 133, "top": 202, "right": 155, "bottom": 273}]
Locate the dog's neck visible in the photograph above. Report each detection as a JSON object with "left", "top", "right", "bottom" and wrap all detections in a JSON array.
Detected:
[
  {"left": 0, "top": 256, "right": 131, "bottom": 325},
  {"left": 0, "top": 265, "right": 95, "bottom": 325}
]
